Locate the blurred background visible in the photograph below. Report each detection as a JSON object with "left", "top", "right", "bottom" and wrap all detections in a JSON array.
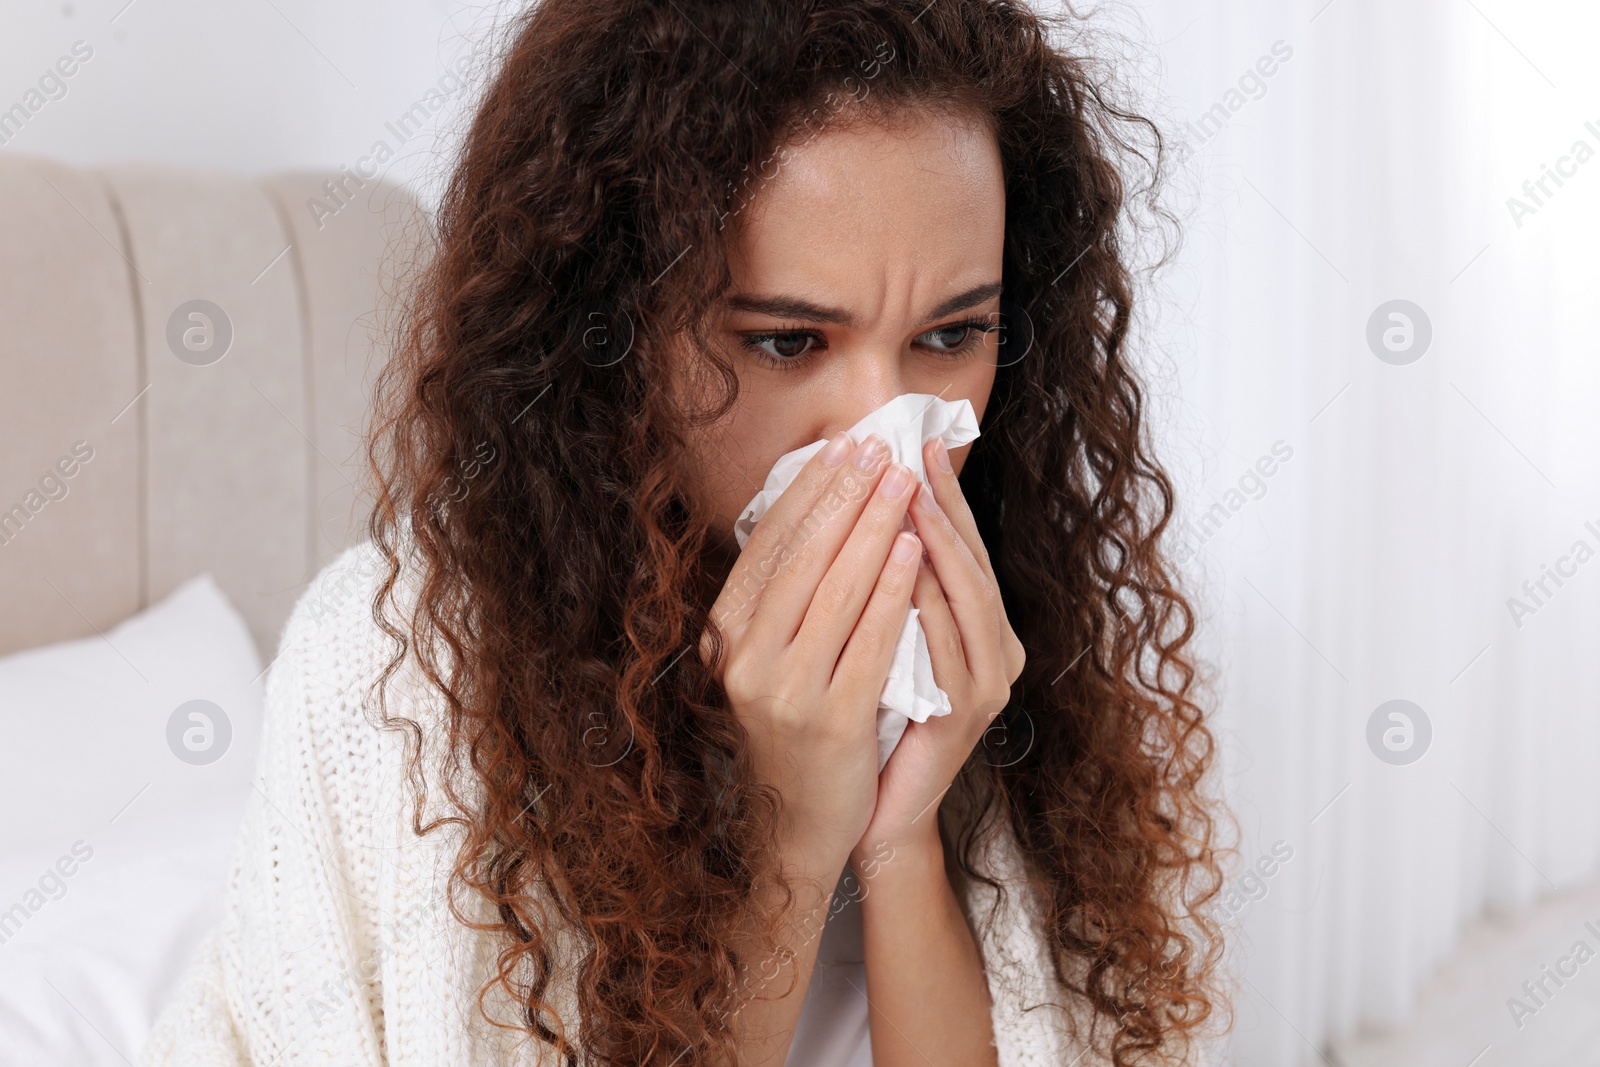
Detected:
[{"left": 1, "top": 1, "right": 1597, "bottom": 1064}]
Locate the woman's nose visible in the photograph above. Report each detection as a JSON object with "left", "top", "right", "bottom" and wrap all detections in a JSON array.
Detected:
[{"left": 823, "top": 357, "right": 904, "bottom": 441}]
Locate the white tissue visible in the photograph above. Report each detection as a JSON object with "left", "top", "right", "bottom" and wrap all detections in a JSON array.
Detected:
[{"left": 733, "top": 393, "right": 982, "bottom": 772}]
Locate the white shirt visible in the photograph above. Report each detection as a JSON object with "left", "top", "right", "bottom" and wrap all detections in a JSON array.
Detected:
[{"left": 785, "top": 867, "right": 873, "bottom": 1066}]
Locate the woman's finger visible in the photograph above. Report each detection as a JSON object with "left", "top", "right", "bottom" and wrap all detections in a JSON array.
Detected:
[
  {"left": 709, "top": 431, "right": 856, "bottom": 646},
  {"left": 832, "top": 531, "right": 922, "bottom": 697},
  {"left": 910, "top": 557, "right": 969, "bottom": 685},
  {"left": 732, "top": 434, "right": 894, "bottom": 653},
  {"left": 792, "top": 461, "right": 920, "bottom": 678},
  {"left": 921, "top": 439, "right": 1000, "bottom": 588},
  {"left": 908, "top": 480, "right": 1005, "bottom": 685},
  {"left": 921, "top": 439, "right": 1026, "bottom": 685}
]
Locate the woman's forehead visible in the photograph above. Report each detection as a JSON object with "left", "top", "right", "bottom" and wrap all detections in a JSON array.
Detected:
[{"left": 723, "top": 113, "right": 1005, "bottom": 316}]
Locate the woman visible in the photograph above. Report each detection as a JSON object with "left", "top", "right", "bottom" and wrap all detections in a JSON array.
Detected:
[{"left": 142, "top": 1, "right": 1223, "bottom": 1065}]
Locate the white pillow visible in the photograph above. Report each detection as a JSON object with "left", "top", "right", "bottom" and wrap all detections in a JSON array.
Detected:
[{"left": 0, "top": 575, "right": 266, "bottom": 1067}]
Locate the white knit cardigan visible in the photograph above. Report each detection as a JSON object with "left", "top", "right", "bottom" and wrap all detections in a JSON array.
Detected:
[{"left": 139, "top": 541, "right": 1099, "bottom": 1066}]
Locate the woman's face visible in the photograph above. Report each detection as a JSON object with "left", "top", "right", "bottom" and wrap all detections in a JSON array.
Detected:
[{"left": 678, "top": 106, "right": 1007, "bottom": 558}]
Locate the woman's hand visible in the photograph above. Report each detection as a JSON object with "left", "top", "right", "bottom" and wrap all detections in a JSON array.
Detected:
[
  {"left": 701, "top": 430, "right": 923, "bottom": 868},
  {"left": 851, "top": 437, "right": 1026, "bottom": 866}
]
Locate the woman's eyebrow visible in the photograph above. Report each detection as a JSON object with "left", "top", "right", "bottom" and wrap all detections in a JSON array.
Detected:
[{"left": 723, "top": 280, "right": 1003, "bottom": 327}]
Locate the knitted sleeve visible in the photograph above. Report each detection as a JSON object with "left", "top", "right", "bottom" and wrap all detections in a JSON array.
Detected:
[
  {"left": 139, "top": 546, "right": 396, "bottom": 1067},
  {"left": 136, "top": 925, "right": 251, "bottom": 1065}
]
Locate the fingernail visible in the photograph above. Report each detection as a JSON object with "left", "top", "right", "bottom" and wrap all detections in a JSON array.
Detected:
[
  {"left": 916, "top": 483, "right": 941, "bottom": 513},
  {"left": 821, "top": 432, "right": 853, "bottom": 465},
  {"left": 934, "top": 439, "right": 953, "bottom": 473},
  {"left": 879, "top": 463, "right": 910, "bottom": 497},
  {"left": 853, "top": 435, "right": 887, "bottom": 470},
  {"left": 892, "top": 532, "right": 919, "bottom": 562}
]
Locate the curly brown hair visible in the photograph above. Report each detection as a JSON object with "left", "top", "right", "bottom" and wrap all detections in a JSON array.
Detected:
[{"left": 365, "top": 0, "right": 1226, "bottom": 1064}]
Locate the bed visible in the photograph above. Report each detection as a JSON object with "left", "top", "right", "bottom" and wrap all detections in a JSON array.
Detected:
[{"left": 0, "top": 152, "right": 421, "bottom": 1065}]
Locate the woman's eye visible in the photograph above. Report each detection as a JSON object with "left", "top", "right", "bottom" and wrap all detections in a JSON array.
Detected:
[
  {"left": 920, "top": 324, "right": 974, "bottom": 351},
  {"left": 741, "top": 318, "right": 990, "bottom": 367},
  {"left": 750, "top": 332, "right": 818, "bottom": 360}
]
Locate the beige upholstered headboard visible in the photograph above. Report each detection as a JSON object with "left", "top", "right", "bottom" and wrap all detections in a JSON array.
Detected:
[{"left": 0, "top": 154, "right": 424, "bottom": 658}]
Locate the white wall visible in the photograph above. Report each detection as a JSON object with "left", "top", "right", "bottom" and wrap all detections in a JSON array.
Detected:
[
  {"left": 1137, "top": 1, "right": 1600, "bottom": 1062},
  {"left": 0, "top": 0, "right": 499, "bottom": 200}
]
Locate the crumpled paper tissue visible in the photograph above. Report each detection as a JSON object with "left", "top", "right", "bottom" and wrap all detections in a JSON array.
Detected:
[{"left": 733, "top": 393, "right": 981, "bottom": 771}]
